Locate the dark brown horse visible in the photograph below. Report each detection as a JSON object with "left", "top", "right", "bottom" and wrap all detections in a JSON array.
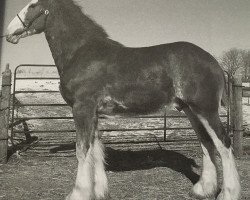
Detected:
[{"left": 6, "top": 0, "right": 241, "bottom": 199}]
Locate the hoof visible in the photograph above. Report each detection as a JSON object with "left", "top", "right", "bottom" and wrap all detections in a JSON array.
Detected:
[
  {"left": 66, "top": 190, "right": 110, "bottom": 200},
  {"left": 66, "top": 188, "right": 94, "bottom": 200},
  {"left": 97, "top": 193, "right": 111, "bottom": 200},
  {"left": 65, "top": 191, "right": 73, "bottom": 200},
  {"left": 216, "top": 176, "right": 241, "bottom": 200},
  {"left": 216, "top": 188, "right": 241, "bottom": 200},
  {"left": 66, "top": 191, "right": 81, "bottom": 200},
  {"left": 190, "top": 181, "right": 217, "bottom": 199}
]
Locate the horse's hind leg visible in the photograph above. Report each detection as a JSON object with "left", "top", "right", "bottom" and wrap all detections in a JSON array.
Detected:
[
  {"left": 66, "top": 101, "right": 97, "bottom": 200},
  {"left": 177, "top": 97, "right": 240, "bottom": 199},
  {"left": 197, "top": 113, "right": 241, "bottom": 200},
  {"left": 177, "top": 101, "right": 218, "bottom": 198}
]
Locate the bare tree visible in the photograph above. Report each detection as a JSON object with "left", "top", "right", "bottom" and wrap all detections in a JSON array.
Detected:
[
  {"left": 220, "top": 48, "right": 244, "bottom": 78},
  {"left": 219, "top": 48, "right": 244, "bottom": 119}
]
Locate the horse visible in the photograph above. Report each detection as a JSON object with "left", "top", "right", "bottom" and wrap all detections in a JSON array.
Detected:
[{"left": 6, "top": 0, "right": 241, "bottom": 199}]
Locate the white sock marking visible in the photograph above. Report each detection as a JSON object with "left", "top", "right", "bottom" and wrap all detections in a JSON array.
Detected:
[
  {"left": 93, "top": 138, "right": 108, "bottom": 199},
  {"left": 197, "top": 115, "right": 241, "bottom": 200},
  {"left": 71, "top": 144, "right": 94, "bottom": 200},
  {"left": 200, "top": 144, "right": 217, "bottom": 184},
  {"left": 193, "top": 143, "right": 217, "bottom": 197}
]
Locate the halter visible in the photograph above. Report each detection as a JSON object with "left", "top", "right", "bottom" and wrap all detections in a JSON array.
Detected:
[
  {"left": 17, "top": 14, "right": 28, "bottom": 28},
  {"left": 16, "top": 9, "right": 50, "bottom": 29}
]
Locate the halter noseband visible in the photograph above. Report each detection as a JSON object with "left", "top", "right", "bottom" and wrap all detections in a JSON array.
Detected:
[{"left": 17, "top": 9, "right": 49, "bottom": 29}]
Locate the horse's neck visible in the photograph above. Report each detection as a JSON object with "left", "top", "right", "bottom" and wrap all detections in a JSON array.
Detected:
[
  {"left": 44, "top": 2, "right": 108, "bottom": 75},
  {"left": 45, "top": 26, "right": 85, "bottom": 74}
]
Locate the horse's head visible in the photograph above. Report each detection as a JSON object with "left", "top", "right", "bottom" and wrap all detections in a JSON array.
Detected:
[{"left": 6, "top": 0, "right": 50, "bottom": 44}]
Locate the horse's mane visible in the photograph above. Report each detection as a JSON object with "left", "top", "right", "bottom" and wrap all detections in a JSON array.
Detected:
[{"left": 51, "top": 0, "right": 108, "bottom": 39}]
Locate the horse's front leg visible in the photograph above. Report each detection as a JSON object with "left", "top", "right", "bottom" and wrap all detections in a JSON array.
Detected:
[
  {"left": 66, "top": 100, "right": 99, "bottom": 200},
  {"left": 93, "top": 132, "right": 109, "bottom": 199}
]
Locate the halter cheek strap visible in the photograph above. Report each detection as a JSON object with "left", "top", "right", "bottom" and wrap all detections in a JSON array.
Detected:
[
  {"left": 17, "top": 14, "right": 28, "bottom": 28},
  {"left": 17, "top": 9, "right": 50, "bottom": 29}
]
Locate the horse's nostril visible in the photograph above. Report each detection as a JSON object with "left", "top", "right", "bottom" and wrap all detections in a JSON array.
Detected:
[
  {"left": 6, "top": 35, "right": 12, "bottom": 41},
  {"left": 6, "top": 36, "right": 12, "bottom": 43}
]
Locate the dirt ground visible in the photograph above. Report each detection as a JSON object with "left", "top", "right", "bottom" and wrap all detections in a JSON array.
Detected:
[
  {"left": 0, "top": 70, "right": 249, "bottom": 200},
  {"left": 0, "top": 143, "right": 249, "bottom": 200}
]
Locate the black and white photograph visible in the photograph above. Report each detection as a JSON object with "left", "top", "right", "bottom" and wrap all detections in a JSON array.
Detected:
[{"left": 0, "top": 0, "right": 249, "bottom": 199}]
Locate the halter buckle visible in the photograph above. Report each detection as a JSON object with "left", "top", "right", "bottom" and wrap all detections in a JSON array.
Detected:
[
  {"left": 44, "top": 10, "right": 49, "bottom": 15},
  {"left": 41, "top": 9, "right": 49, "bottom": 15}
]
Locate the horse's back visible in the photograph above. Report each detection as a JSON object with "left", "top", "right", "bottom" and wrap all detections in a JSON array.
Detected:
[
  {"left": 113, "top": 41, "right": 224, "bottom": 112},
  {"left": 63, "top": 40, "right": 224, "bottom": 114}
]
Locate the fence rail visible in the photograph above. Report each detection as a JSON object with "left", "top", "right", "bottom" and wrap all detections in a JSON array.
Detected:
[
  {"left": 243, "top": 86, "right": 250, "bottom": 98},
  {"left": 0, "top": 64, "right": 246, "bottom": 163},
  {"left": 11, "top": 65, "right": 229, "bottom": 143}
]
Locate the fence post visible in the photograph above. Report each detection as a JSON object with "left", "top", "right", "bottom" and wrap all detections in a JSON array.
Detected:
[
  {"left": 228, "top": 77, "right": 234, "bottom": 135},
  {"left": 232, "top": 74, "right": 243, "bottom": 158},
  {"left": 0, "top": 64, "right": 12, "bottom": 163},
  {"left": 163, "top": 106, "right": 167, "bottom": 142}
]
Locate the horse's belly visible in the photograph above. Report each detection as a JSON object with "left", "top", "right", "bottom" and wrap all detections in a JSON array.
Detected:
[{"left": 97, "top": 88, "right": 173, "bottom": 115}]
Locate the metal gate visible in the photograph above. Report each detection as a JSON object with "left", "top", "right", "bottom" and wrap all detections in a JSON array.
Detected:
[
  {"left": 11, "top": 64, "right": 229, "bottom": 148},
  {"left": 242, "top": 82, "right": 250, "bottom": 137}
]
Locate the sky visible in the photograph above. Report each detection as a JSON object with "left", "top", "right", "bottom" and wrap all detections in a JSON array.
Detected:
[{"left": 0, "top": 0, "right": 250, "bottom": 71}]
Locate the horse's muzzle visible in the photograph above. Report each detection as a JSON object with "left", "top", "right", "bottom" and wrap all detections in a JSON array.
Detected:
[
  {"left": 6, "top": 29, "right": 37, "bottom": 44},
  {"left": 6, "top": 34, "right": 20, "bottom": 44}
]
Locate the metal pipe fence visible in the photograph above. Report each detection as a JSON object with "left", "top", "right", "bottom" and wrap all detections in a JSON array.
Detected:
[{"left": 11, "top": 64, "right": 229, "bottom": 145}]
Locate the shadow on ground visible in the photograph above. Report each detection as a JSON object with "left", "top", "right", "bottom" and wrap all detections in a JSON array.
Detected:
[
  {"left": 49, "top": 143, "right": 200, "bottom": 185},
  {"left": 105, "top": 147, "right": 200, "bottom": 184}
]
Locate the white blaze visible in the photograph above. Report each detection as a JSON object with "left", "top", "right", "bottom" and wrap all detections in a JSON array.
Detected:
[{"left": 7, "top": 0, "right": 38, "bottom": 35}]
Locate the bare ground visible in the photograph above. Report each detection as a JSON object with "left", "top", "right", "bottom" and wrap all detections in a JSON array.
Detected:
[
  {"left": 1, "top": 75, "right": 249, "bottom": 200},
  {"left": 0, "top": 142, "right": 250, "bottom": 200}
]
